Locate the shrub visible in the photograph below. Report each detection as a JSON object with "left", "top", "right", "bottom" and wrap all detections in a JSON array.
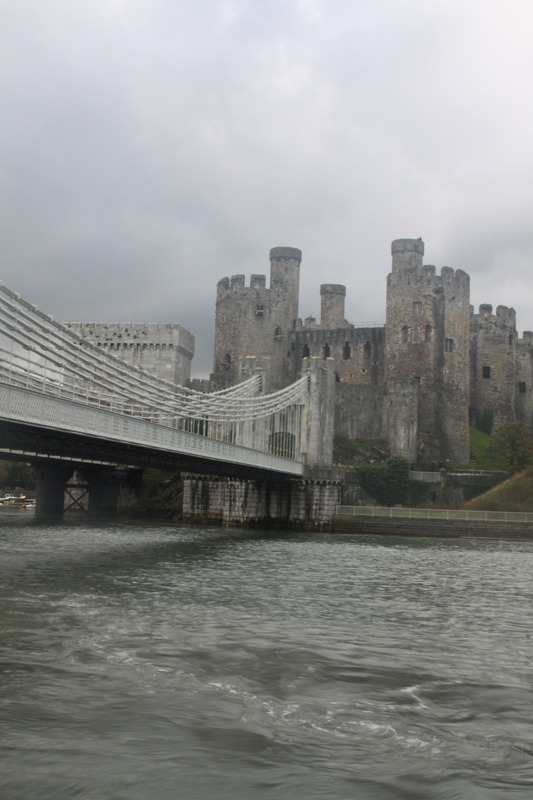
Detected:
[{"left": 356, "top": 455, "right": 410, "bottom": 506}]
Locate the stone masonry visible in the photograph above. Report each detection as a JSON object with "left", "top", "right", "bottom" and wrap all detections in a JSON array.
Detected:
[
  {"left": 211, "top": 238, "right": 533, "bottom": 467},
  {"left": 65, "top": 321, "right": 195, "bottom": 386}
]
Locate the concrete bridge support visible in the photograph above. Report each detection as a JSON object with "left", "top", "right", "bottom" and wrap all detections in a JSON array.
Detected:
[{"left": 33, "top": 463, "right": 74, "bottom": 522}]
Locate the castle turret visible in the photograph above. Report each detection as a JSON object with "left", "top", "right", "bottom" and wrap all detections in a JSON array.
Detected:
[
  {"left": 391, "top": 238, "right": 425, "bottom": 272},
  {"left": 269, "top": 247, "right": 301, "bottom": 329},
  {"left": 320, "top": 284, "right": 347, "bottom": 328},
  {"left": 470, "top": 304, "right": 518, "bottom": 431},
  {"left": 386, "top": 238, "right": 471, "bottom": 464}
]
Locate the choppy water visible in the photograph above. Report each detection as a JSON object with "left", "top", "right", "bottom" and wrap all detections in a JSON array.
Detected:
[{"left": 1, "top": 514, "right": 533, "bottom": 799}]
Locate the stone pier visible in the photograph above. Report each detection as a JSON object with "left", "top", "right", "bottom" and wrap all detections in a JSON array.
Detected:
[{"left": 182, "top": 475, "right": 340, "bottom": 529}]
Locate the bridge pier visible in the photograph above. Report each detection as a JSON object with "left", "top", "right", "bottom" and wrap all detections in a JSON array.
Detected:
[
  {"left": 81, "top": 467, "right": 127, "bottom": 519},
  {"left": 33, "top": 463, "right": 74, "bottom": 522},
  {"left": 182, "top": 474, "right": 340, "bottom": 529},
  {"left": 32, "top": 463, "right": 127, "bottom": 521}
]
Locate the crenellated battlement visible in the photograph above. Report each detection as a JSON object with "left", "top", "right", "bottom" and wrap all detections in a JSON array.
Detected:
[
  {"left": 472, "top": 303, "right": 517, "bottom": 328},
  {"left": 65, "top": 321, "right": 195, "bottom": 384}
]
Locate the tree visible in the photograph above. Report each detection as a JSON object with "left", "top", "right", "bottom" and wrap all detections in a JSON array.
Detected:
[
  {"left": 0, "top": 460, "right": 35, "bottom": 489},
  {"left": 486, "top": 422, "right": 533, "bottom": 473},
  {"left": 356, "top": 455, "right": 410, "bottom": 506}
]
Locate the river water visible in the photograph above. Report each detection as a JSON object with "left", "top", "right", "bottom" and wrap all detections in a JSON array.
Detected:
[{"left": 1, "top": 513, "right": 533, "bottom": 799}]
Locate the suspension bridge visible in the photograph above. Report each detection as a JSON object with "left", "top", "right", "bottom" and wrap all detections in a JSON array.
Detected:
[{"left": 0, "top": 283, "right": 336, "bottom": 522}]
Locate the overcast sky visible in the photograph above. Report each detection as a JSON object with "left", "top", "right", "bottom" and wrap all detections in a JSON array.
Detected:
[{"left": 2, "top": 0, "right": 533, "bottom": 377}]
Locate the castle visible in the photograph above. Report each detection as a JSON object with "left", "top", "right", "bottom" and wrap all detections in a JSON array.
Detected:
[
  {"left": 210, "top": 238, "right": 533, "bottom": 466},
  {"left": 66, "top": 237, "right": 533, "bottom": 468}
]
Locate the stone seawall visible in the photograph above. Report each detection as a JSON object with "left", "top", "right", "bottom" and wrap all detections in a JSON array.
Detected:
[{"left": 331, "top": 515, "right": 533, "bottom": 540}]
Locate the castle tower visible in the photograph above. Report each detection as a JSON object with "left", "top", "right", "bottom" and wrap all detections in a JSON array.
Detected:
[
  {"left": 211, "top": 247, "right": 302, "bottom": 391},
  {"left": 385, "top": 238, "right": 471, "bottom": 464},
  {"left": 470, "top": 304, "right": 517, "bottom": 431},
  {"left": 390, "top": 237, "right": 425, "bottom": 272},
  {"left": 320, "top": 284, "right": 347, "bottom": 328},
  {"left": 269, "top": 247, "right": 302, "bottom": 331},
  {"left": 516, "top": 331, "right": 533, "bottom": 431}
]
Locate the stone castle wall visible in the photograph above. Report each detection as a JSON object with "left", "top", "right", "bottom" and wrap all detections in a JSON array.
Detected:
[
  {"left": 65, "top": 321, "right": 195, "bottom": 386},
  {"left": 287, "top": 326, "right": 385, "bottom": 385},
  {"left": 211, "top": 237, "right": 533, "bottom": 466}
]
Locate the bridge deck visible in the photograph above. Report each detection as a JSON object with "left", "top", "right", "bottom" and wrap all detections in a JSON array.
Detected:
[{"left": 0, "top": 383, "right": 304, "bottom": 478}]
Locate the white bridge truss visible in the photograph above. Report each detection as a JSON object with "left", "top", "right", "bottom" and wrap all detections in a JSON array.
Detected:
[{"left": 0, "top": 283, "right": 310, "bottom": 474}]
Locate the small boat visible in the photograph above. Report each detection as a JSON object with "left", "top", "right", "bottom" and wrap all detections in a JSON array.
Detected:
[{"left": 0, "top": 494, "right": 28, "bottom": 507}]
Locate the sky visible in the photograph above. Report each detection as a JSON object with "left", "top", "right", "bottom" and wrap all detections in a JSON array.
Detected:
[{"left": 2, "top": 0, "right": 533, "bottom": 377}]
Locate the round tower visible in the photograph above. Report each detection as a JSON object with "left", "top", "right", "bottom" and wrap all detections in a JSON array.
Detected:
[
  {"left": 269, "top": 247, "right": 302, "bottom": 328},
  {"left": 320, "top": 284, "right": 346, "bottom": 328},
  {"left": 391, "top": 238, "right": 424, "bottom": 272}
]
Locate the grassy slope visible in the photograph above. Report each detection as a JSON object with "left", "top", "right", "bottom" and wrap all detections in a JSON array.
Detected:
[{"left": 463, "top": 466, "right": 533, "bottom": 512}]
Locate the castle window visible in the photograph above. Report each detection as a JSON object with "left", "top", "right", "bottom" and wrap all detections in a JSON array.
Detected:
[
  {"left": 364, "top": 340, "right": 371, "bottom": 359},
  {"left": 302, "top": 344, "right": 310, "bottom": 358},
  {"left": 343, "top": 342, "right": 351, "bottom": 359},
  {"left": 444, "top": 338, "right": 454, "bottom": 353},
  {"left": 425, "top": 325, "right": 432, "bottom": 342},
  {"left": 323, "top": 343, "right": 331, "bottom": 359},
  {"left": 519, "top": 382, "right": 526, "bottom": 393},
  {"left": 223, "top": 353, "right": 232, "bottom": 371},
  {"left": 255, "top": 304, "right": 264, "bottom": 318},
  {"left": 509, "top": 334, "right": 513, "bottom": 346},
  {"left": 482, "top": 365, "right": 491, "bottom": 379},
  {"left": 401, "top": 326, "right": 408, "bottom": 343},
  {"left": 413, "top": 327, "right": 419, "bottom": 343},
  {"left": 413, "top": 301, "right": 422, "bottom": 316},
  {"left": 274, "top": 327, "right": 283, "bottom": 340}
]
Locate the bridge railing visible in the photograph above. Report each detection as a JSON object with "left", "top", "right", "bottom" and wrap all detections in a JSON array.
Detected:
[
  {"left": 0, "top": 383, "right": 304, "bottom": 475},
  {"left": 337, "top": 505, "right": 533, "bottom": 523}
]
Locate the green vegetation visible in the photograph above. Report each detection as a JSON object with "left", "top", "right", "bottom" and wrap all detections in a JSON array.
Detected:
[
  {"left": 467, "top": 427, "right": 494, "bottom": 469},
  {"left": 333, "top": 434, "right": 389, "bottom": 466},
  {"left": 462, "top": 423, "right": 533, "bottom": 472},
  {"left": 485, "top": 422, "right": 533, "bottom": 473},
  {"left": 464, "top": 467, "right": 533, "bottom": 512},
  {"left": 356, "top": 455, "right": 411, "bottom": 507},
  {"left": 0, "top": 461, "right": 35, "bottom": 490}
]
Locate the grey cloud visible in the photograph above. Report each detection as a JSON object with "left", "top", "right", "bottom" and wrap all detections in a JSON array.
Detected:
[{"left": 1, "top": 0, "right": 533, "bottom": 376}]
